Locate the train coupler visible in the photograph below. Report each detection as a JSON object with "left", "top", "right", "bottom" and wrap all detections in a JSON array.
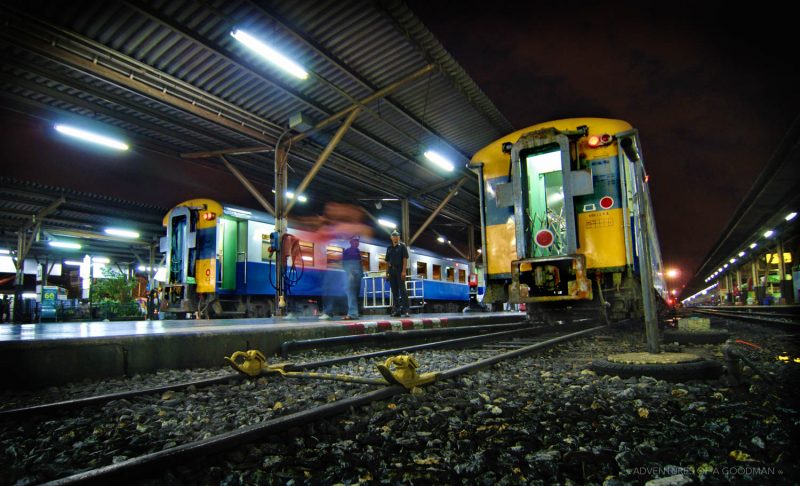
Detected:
[{"left": 376, "top": 355, "right": 437, "bottom": 390}]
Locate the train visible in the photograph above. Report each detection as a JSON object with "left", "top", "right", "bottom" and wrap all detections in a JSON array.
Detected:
[
  {"left": 469, "top": 117, "right": 666, "bottom": 323},
  {"left": 159, "top": 198, "right": 475, "bottom": 318}
]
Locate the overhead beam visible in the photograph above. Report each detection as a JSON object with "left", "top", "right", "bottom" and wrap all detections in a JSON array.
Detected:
[
  {"left": 219, "top": 156, "right": 275, "bottom": 216},
  {"left": 19, "top": 196, "right": 65, "bottom": 234},
  {"left": 409, "top": 177, "right": 467, "bottom": 246},
  {"left": 284, "top": 107, "right": 362, "bottom": 216}
]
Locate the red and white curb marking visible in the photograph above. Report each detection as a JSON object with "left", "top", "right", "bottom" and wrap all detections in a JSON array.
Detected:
[{"left": 343, "top": 317, "right": 448, "bottom": 334}]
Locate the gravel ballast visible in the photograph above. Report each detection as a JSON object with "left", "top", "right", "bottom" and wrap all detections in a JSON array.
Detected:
[{"left": 1, "top": 320, "right": 798, "bottom": 485}]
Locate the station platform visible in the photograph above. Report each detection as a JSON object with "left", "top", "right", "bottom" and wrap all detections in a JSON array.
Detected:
[{"left": 0, "top": 311, "right": 525, "bottom": 389}]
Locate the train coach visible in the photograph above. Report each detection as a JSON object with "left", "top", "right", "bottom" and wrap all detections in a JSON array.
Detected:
[
  {"left": 469, "top": 118, "right": 667, "bottom": 323},
  {"left": 159, "top": 198, "right": 473, "bottom": 318}
]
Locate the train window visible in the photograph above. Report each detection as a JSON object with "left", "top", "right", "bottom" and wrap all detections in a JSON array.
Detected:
[
  {"left": 458, "top": 269, "right": 466, "bottom": 283},
  {"left": 432, "top": 264, "right": 442, "bottom": 280},
  {"left": 378, "top": 256, "right": 388, "bottom": 272},
  {"left": 446, "top": 267, "right": 455, "bottom": 282},
  {"left": 417, "top": 261, "right": 428, "bottom": 279},
  {"left": 360, "top": 251, "right": 370, "bottom": 271},
  {"left": 327, "top": 246, "right": 343, "bottom": 269},
  {"left": 299, "top": 241, "right": 314, "bottom": 266}
]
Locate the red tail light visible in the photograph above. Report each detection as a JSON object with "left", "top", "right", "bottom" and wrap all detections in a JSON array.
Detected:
[{"left": 587, "top": 133, "right": 613, "bottom": 148}]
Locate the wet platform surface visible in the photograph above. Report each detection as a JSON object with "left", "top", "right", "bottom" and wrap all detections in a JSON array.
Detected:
[{"left": 0, "top": 312, "right": 523, "bottom": 341}]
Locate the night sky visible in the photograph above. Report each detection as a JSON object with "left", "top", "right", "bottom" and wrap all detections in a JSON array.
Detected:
[{"left": 404, "top": 0, "right": 800, "bottom": 293}]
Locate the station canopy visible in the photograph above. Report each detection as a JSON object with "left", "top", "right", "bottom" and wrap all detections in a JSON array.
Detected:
[
  {"left": 682, "top": 117, "right": 800, "bottom": 299},
  {"left": 0, "top": 1, "right": 515, "bottom": 267}
]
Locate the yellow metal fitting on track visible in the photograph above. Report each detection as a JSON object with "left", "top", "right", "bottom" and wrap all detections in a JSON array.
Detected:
[
  {"left": 376, "top": 355, "right": 437, "bottom": 390},
  {"left": 225, "top": 349, "right": 267, "bottom": 377}
]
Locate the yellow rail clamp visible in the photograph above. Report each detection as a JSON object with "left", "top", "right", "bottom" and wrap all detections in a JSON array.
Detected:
[
  {"left": 376, "top": 355, "right": 437, "bottom": 390},
  {"left": 225, "top": 349, "right": 268, "bottom": 377}
]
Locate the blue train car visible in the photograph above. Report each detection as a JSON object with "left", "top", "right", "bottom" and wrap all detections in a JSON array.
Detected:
[{"left": 159, "top": 199, "right": 474, "bottom": 318}]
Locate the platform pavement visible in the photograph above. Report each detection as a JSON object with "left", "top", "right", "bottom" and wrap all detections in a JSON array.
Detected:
[{"left": 0, "top": 312, "right": 525, "bottom": 389}]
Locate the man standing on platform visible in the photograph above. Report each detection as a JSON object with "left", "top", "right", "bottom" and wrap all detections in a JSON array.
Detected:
[{"left": 385, "top": 230, "right": 409, "bottom": 317}]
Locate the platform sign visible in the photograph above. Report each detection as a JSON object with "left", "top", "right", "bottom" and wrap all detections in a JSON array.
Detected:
[
  {"left": 765, "top": 252, "right": 792, "bottom": 265},
  {"left": 42, "top": 286, "right": 58, "bottom": 306},
  {"left": 41, "top": 285, "right": 59, "bottom": 321}
]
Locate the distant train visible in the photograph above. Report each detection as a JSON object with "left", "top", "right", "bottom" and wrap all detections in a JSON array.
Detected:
[
  {"left": 469, "top": 118, "right": 666, "bottom": 322},
  {"left": 159, "top": 199, "right": 474, "bottom": 318}
]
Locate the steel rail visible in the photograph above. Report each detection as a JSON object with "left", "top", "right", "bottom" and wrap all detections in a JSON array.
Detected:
[
  {"left": 43, "top": 322, "right": 606, "bottom": 485},
  {"left": 285, "top": 324, "right": 539, "bottom": 371},
  {"left": 280, "top": 320, "right": 532, "bottom": 356},
  {"left": 693, "top": 308, "right": 799, "bottom": 327},
  {"left": 0, "top": 374, "right": 245, "bottom": 421}
]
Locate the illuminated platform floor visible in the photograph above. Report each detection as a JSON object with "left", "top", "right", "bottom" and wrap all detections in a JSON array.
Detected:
[
  {"left": 0, "top": 312, "right": 526, "bottom": 341},
  {"left": 0, "top": 312, "right": 525, "bottom": 388}
]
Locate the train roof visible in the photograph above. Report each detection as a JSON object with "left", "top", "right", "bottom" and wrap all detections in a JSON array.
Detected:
[
  {"left": 166, "top": 199, "right": 468, "bottom": 264},
  {"left": 470, "top": 117, "right": 634, "bottom": 177}
]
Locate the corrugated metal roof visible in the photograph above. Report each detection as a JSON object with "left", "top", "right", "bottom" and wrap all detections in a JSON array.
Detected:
[
  {"left": 0, "top": 177, "right": 165, "bottom": 262},
  {"left": 0, "top": 0, "right": 514, "bottom": 262}
]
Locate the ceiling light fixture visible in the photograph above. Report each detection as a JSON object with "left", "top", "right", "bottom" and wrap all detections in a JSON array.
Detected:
[
  {"left": 49, "top": 240, "right": 81, "bottom": 250},
  {"left": 104, "top": 228, "right": 140, "bottom": 239},
  {"left": 424, "top": 150, "right": 455, "bottom": 172},
  {"left": 54, "top": 124, "right": 129, "bottom": 151},
  {"left": 231, "top": 29, "right": 308, "bottom": 80}
]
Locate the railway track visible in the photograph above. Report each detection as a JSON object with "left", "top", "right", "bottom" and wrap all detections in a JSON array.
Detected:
[
  {"left": 1, "top": 321, "right": 607, "bottom": 485},
  {"left": 0, "top": 321, "right": 533, "bottom": 421},
  {"left": 692, "top": 305, "right": 800, "bottom": 328}
]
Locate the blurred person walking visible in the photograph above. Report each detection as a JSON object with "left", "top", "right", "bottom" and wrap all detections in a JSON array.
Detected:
[
  {"left": 312, "top": 202, "right": 373, "bottom": 320},
  {"left": 342, "top": 235, "right": 363, "bottom": 320}
]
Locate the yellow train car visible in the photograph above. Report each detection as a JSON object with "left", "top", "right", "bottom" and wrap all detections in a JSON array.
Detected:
[{"left": 469, "top": 118, "right": 665, "bottom": 321}]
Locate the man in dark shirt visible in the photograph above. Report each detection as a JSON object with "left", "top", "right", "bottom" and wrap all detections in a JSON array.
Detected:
[
  {"left": 384, "top": 230, "right": 409, "bottom": 317},
  {"left": 342, "top": 235, "right": 363, "bottom": 319}
]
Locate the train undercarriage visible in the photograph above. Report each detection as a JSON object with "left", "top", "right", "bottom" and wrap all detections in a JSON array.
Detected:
[{"left": 485, "top": 270, "right": 659, "bottom": 326}]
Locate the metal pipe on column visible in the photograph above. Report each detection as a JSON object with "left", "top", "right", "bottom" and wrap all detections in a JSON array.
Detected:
[
  {"left": 401, "top": 199, "right": 410, "bottom": 245},
  {"left": 274, "top": 136, "right": 289, "bottom": 317},
  {"left": 631, "top": 160, "right": 659, "bottom": 353}
]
